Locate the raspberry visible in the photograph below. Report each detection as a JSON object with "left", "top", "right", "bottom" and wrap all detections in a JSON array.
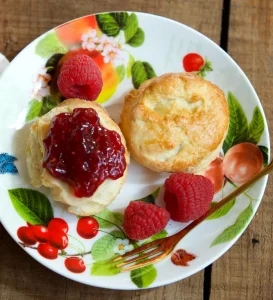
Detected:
[
  {"left": 164, "top": 173, "right": 214, "bottom": 222},
  {"left": 57, "top": 54, "right": 103, "bottom": 101},
  {"left": 123, "top": 201, "right": 170, "bottom": 240}
]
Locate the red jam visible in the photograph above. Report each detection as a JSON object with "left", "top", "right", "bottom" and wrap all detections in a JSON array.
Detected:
[{"left": 43, "top": 108, "right": 126, "bottom": 198}]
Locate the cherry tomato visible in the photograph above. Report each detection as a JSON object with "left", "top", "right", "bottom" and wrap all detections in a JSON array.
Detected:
[
  {"left": 48, "top": 218, "right": 69, "bottom": 233},
  {"left": 64, "top": 257, "right": 86, "bottom": 273},
  {"left": 37, "top": 243, "right": 58, "bottom": 260},
  {"left": 32, "top": 225, "right": 49, "bottom": 243},
  {"left": 48, "top": 229, "right": 68, "bottom": 250},
  {"left": 183, "top": 53, "right": 204, "bottom": 72},
  {"left": 77, "top": 217, "right": 99, "bottom": 239},
  {"left": 17, "top": 226, "right": 36, "bottom": 245}
]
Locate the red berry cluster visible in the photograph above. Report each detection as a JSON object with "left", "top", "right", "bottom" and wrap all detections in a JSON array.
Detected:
[
  {"left": 17, "top": 217, "right": 100, "bottom": 274},
  {"left": 17, "top": 218, "right": 69, "bottom": 259}
]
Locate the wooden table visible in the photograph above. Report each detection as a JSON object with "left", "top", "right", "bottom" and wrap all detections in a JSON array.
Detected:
[{"left": 0, "top": 0, "right": 272, "bottom": 299}]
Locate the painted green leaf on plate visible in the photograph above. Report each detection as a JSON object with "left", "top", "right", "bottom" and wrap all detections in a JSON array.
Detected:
[
  {"left": 91, "top": 234, "right": 116, "bottom": 261},
  {"left": 93, "top": 208, "right": 117, "bottom": 228},
  {"left": 25, "top": 99, "right": 43, "bottom": 122},
  {"left": 223, "top": 92, "right": 249, "bottom": 153},
  {"left": 8, "top": 188, "right": 54, "bottom": 226},
  {"left": 258, "top": 145, "right": 269, "bottom": 166},
  {"left": 111, "top": 12, "right": 129, "bottom": 29},
  {"left": 91, "top": 259, "right": 121, "bottom": 276},
  {"left": 127, "top": 54, "right": 135, "bottom": 78},
  {"left": 247, "top": 106, "right": 264, "bottom": 144},
  {"left": 132, "top": 61, "right": 156, "bottom": 89},
  {"left": 207, "top": 199, "right": 236, "bottom": 220},
  {"left": 45, "top": 53, "right": 64, "bottom": 74},
  {"left": 35, "top": 32, "right": 67, "bottom": 58},
  {"left": 115, "top": 65, "right": 125, "bottom": 83},
  {"left": 137, "top": 187, "right": 160, "bottom": 204},
  {"left": 96, "top": 14, "right": 120, "bottom": 37},
  {"left": 124, "top": 13, "right": 138, "bottom": 42},
  {"left": 39, "top": 95, "right": 59, "bottom": 116},
  {"left": 127, "top": 28, "right": 145, "bottom": 47},
  {"left": 130, "top": 264, "right": 157, "bottom": 288},
  {"left": 211, "top": 203, "right": 253, "bottom": 246},
  {"left": 150, "top": 229, "right": 168, "bottom": 241},
  {"left": 113, "top": 212, "right": 124, "bottom": 227}
]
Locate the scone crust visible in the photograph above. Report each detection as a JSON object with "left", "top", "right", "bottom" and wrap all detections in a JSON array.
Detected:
[
  {"left": 120, "top": 73, "right": 229, "bottom": 173},
  {"left": 26, "top": 98, "right": 129, "bottom": 215}
]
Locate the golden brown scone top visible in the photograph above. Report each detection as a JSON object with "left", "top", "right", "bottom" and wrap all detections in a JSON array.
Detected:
[{"left": 120, "top": 73, "right": 229, "bottom": 173}]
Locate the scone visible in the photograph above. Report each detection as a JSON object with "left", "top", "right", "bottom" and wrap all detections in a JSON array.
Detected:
[
  {"left": 26, "top": 98, "right": 129, "bottom": 216},
  {"left": 120, "top": 73, "right": 229, "bottom": 173}
]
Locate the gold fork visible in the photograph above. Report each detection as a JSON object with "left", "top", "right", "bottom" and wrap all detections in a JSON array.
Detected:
[{"left": 113, "top": 159, "right": 273, "bottom": 272}]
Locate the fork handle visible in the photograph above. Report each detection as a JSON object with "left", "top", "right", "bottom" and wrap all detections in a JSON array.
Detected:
[{"left": 171, "top": 159, "right": 273, "bottom": 243}]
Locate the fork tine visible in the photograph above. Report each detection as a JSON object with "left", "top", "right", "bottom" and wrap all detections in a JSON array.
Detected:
[
  {"left": 120, "top": 252, "right": 169, "bottom": 272},
  {"left": 116, "top": 247, "right": 163, "bottom": 268},
  {"left": 113, "top": 239, "right": 162, "bottom": 262}
]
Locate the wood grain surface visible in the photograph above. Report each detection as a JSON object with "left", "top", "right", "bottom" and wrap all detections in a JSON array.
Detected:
[
  {"left": 0, "top": 0, "right": 272, "bottom": 299},
  {"left": 210, "top": 1, "right": 273, "bottom": 299}
]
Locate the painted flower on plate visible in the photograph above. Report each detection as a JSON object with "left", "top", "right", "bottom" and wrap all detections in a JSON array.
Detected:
[
  {"left": 102, "top": 45, "right": 123, "bottom": 64},
  {"left": 113, "top": 238, "right": 133, "bottom": 255},
  {"left": 81, "top": 30, "right": 98, "bottom": 51}
]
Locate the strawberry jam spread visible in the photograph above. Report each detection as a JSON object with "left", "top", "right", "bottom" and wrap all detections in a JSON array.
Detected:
[{"left": 43, "top": 108, "right": 126, "bottom": 198}]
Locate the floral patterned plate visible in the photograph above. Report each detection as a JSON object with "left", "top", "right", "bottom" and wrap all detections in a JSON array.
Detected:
[{"left": 0, "top": 12, "right": 270, "bottom": 290}]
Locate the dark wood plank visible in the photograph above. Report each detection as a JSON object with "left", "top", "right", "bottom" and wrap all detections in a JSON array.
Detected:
[
  {"left": 210, "top": 1, "right": 273, "bottom": 299},
  {"left": 0, "top": 0, "right": 223, "bottom": 299}
]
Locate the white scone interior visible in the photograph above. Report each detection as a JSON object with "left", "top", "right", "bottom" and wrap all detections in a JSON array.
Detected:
[{"left": 26, "top": 98, "right": 129, "bottom": 216}]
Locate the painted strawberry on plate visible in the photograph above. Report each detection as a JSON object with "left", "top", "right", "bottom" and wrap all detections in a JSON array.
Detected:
[{"left": 183, "top": 53, "right": 213, "bottom": 77}]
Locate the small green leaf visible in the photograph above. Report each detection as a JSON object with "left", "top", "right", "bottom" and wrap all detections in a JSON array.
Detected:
[
  {"left": 223, "top": 92, "right": 249, "bottom": 153},
  {"left": 25, "top": 99, "right": 43, "bottom": 122},
  {"left": 127, "top": 28, "right": 145, "bottom": 47},
  {"left": 93, "top": 208, "right": 116, "bottom": 228},
  {"left": 132, "top": 61, "right": 156, "bottom": 89},
  {"left": 207, "top": 199, "right": 236, "bottom": 220},
  {"left": 35, "top": 32, "right": 67, "bottom": 58},
  {"left": 45, "top": 53, "right": 64, "bottom": 74},
  {"left": 39, "top": 95, "right": 58, "bottom": 116},
  {"left": 124, "top": 13, "right": 138, "bottom": 42},
  {"left": 91, "top": 259, "right": 121, "bottom": 276},
  {"left": 113, "top": 212, "right": 124, "bottom": 227},
  {"left": 247, "top": 106, "right": 265, "bottom": 144},
  {"left": 96, "top": 14, "right": 120, "bottom": 37},
  {"left": 111, "top": 12, "right": 129, "bottom": 29},
  {"left": 130, "top": 265, "right": 157, "bottom": 288},
  {"left": 150, "top": 229, "right": 168, "bottom": 241},
  {"left": 8, "top": 188, "right": 54, "bottom": 226},
  {"left": 137, "top": 187, "right": 160, "bottom": 204},
  {"left": 258, "top": 145, "right": 269, "bottom": 166},
  {"left": 211, "top": 203, "right": 253, "bottom": 246},
  {"left": 110, "top": 230, "right": 126, "bottom": 239},
  {"left": 91, "top": 234, "right": 116, "bottom": 261},
  {"left": 115, "top": 65, "right": 125, "bottom": 83},
  {"left": 127, "top": 54, "right": 135, "bottom": 78}
]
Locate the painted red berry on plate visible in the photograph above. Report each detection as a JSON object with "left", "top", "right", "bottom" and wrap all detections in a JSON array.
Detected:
[
  {"left": 202, "top": 156, "right": 225, "bottom": 194},
  {"left": 37, "top": 243, "right": 58, "bottom": 260},
  {"left": 223, "top": 142, "right": 263, "bottom": 184},
  {"left": 17, "top": 226, "right": 36, "bottom": 245},
  {"left": 123, "top": 201, "right": 170, "bottom": 240},
  {"left": 164, "top": 173, "right": 214, "bottom": 222},
  {"left": 48, "top": 229, "right": 68, "bottom": 250},
  {"left": 64, "top": 257, "right": 86, "bottom": 273},
  {"left": 77, "top": 217, "right": 99, "bottom": 239},
  {"left": 31, "top": 225, "right": 49, "bottom": 243},
  {"left": 57, "top": 54, "right": 103, "bottom": 101},
  {"left": 26, "top": 222, "right": 34, "bottom": 228},
  {"left": 48, "top": 218, "right": 69, "bottom": 234},
  {"left": 183, "top": 53, "right": 213, "bottom": 77}
]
